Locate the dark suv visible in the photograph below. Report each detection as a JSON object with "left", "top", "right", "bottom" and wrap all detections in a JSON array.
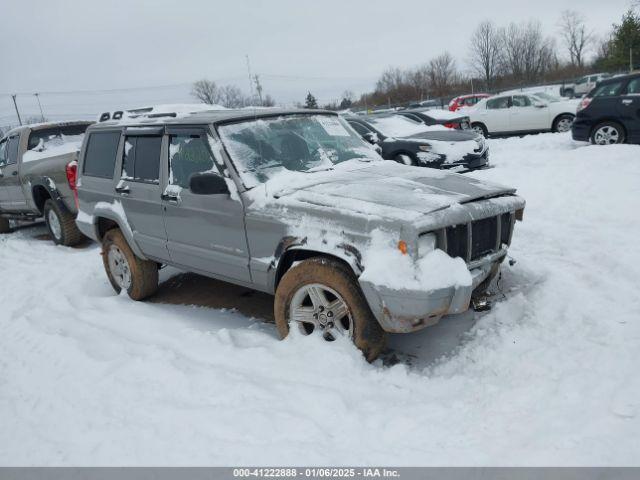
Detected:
[{"left": 572, "top": 72, "right": 640, "bottom": 145}]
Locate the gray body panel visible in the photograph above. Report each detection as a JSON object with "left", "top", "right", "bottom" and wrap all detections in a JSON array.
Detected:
[{"left": 77, "top": 109, "right": 525, "bottom": 333}]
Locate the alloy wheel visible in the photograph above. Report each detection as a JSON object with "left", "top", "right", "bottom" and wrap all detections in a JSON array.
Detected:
[
  {"left": 289, "top": 283, "right": 353, "bottom": 341},
  {"left": 107, "top": 245, "right": 132, "bottom": 290},
  {"left": 594, "top": 126, "right": 620, "bottom": 145},
  {"left": 47, "top": 209, "right": 62, "bottom": 240}
]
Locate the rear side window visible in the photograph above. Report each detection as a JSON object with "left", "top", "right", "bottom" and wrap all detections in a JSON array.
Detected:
[
  {"left": 592, "top": 81, "right": 624, "bottom": 98},
  {"left": 83, "top": 132, "right": 121, "bottom": 178},
  {"left": 626, "top": 78, "right": 640, "bottom": 95},
  {"left": 122, "top": 136, "right": 161, "bottom": 183},
  {"left": 348, "top": 121, "right": 372, "bottom": 136},
  {"left": 487, "top": 97, "right": 510, "bottom": 109},
  {"left": 511, "top": 95, "right": 531, "bottom": 107}
]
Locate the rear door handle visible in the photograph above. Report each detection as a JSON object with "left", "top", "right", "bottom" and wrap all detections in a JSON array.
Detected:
[{"left": 115, "top": 185, "right": 130, "bottom": 194}]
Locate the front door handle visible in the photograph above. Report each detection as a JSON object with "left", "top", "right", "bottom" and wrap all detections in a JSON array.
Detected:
[{"left": 161, "top": 193, "right": 179, "bottom": 204}]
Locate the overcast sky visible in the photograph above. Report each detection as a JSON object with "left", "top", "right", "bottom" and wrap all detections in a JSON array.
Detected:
[{"left": 0, "top": 0, "right": 633, "bottom": 122}]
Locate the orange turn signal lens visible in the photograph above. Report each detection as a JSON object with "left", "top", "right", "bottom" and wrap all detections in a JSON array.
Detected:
[{"left": 397, "top": 240, "right": 408, "bottom": 255}]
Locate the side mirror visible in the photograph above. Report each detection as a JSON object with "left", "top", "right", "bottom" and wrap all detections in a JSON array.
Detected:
[
  {"left": 189, "top": 172, "right": 229, "bottom": 195},
  {"left": 363, "top": 132, "right": 379, "bottom": 144}
]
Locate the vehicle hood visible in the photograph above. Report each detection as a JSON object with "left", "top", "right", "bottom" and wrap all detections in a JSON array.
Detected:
[
  {"left": 269, "top": 161, "right": 514, "bottom": 220},
  {"left": 404, "top": 130, "right": 479, "bottom": 142}
]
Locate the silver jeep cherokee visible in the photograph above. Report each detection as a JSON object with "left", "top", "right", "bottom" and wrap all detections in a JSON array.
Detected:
[{"left": 76, "top": 108, "right": 525, "bottom": 361}]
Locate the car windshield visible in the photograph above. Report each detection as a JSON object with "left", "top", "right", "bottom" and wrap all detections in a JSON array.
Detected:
[
  {"left": 366, "top": 115, "right": 429, "bottom": 137},
  {"left": 218, "top": 114, "right": 380, "bottom": 188},
  {"left": 532, "top": 92, "right": 559, "bottom": 103}
]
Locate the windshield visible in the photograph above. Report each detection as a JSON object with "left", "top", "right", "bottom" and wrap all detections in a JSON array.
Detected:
[
  {"left": 218, "top": 114, "right": 380, "bottom": 188},
  {"left": 532, "top": 92, "right": 560, "bottom": 103},
  {"left": 366, "top": 115, "right": 429, "bottom": 137}
]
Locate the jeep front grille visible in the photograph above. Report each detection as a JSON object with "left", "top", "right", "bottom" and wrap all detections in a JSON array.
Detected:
[{"left": 441, "top": 212, "right": 514, "bottom": 262}]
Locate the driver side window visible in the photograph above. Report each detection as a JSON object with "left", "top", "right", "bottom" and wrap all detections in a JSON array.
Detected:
[{"left": 169, "top": 134, "right": 218, "bottom": 189}]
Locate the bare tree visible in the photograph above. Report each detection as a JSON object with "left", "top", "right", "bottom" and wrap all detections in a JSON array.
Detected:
[
  {"left": 218, "top": 85, "right": 245, "bottom": 108},
  {"left": 559, "top": 10, "right": 593, "bottom": 67},
  {"left": 501, "top": 21, "right": 555, "bottom": 84},
  {"left": 469, "top": 21, "right": 503, "bottom": 89},
  {"left": 428, "top": 52, "right": 458, "bottom": 99},
  {"left": 191, "top": 79, "right": 219, "bottom": 105},
  {"left": 262, "top": 94, "right": 276, "bottom": 107}
]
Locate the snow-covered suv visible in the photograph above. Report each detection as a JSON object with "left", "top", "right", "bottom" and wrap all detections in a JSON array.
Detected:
[{"left": 75, "top": 108, "right": 525, "bottom": 361}]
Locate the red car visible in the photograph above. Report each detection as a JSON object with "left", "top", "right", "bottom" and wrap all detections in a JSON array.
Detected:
[{"left": 449, "top": 94, "right": 491, "bottom": 111}]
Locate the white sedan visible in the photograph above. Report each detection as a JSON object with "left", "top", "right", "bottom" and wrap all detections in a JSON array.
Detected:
[{"left": 467, "top": 92, "right": 578, "bottom": 137}]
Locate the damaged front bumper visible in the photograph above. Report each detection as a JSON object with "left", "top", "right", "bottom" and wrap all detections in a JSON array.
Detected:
[{"left": 359, "top": 249, "right": 505, "bottom": 333}]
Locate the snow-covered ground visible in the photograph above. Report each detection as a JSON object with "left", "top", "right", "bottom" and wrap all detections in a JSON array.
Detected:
[{"left": 1, "top": 132, "right": 639, "bottom": 465}]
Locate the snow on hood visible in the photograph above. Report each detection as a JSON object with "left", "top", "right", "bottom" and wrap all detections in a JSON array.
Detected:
[
  {"left": 257, "top": 161, "right": 513, "bottom": 220},
  {"left": 419, "top": 109, "right": 469, "bottom": 121},
  {"left": 369, "top": 116, "right": 441, "bottom": 137}
]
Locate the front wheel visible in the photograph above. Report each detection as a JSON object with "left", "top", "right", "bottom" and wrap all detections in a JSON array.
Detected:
[
  {"left": 471, "top": 123, "right": 488, "bottom": 137},
  {"left": 274, "top": 257, "right": 385, "bottom": 362},
  {"left": 102, "top": 228, "right": 158, "bottom": 300},
  {"left": 553, "top": 114, "right": 574, "bottom": 133},
  {"left": 43, "top": 199, "right": 83, "bottom": 246},
  {"left": 591, "top": 122, "right": 626, "bottom": 145}
]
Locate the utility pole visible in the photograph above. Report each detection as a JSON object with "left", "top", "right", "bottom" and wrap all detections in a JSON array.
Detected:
[
  {"left": 11, "top": 95, "right": 22, "bottom": 126},
  {"left": 245, "top": 54, "right": 255, "bottom": 106},
  {"left": 631, "top": 47, "right": 634, "bottom": 73},
  {"left": 34, "top": 93, "right": 45, "bottom": 122}
]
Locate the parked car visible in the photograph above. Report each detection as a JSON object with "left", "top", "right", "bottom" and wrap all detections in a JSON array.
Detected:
[
  {"left": 449, "top": 94, "right": 490, "bottom": 111},
  {"left": 467, "top": 92, "right": 576, "bottom": 137},
  {"left": 572, "top": 72, "right": 640, "bottom": 145},
  {"left": 0, "top": 121, "right": 92, "bottom": 244},
  {"left": 75, "top": 108, "right": 524, "bottom": 361},
  {"left": 345, "top": 114, "right": 489, "bottom": 170},
  {"left": 408, "top": 99, "right": 440, "bottom": 109},
  {"left": 397, "top": 108, "right": 471, "bottom": 130},
  {"left": 566, "top": 73, "right": 612, "bottom": 98}
]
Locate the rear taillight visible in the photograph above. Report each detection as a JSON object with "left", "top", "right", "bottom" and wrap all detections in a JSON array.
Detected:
[
  {"left": 444, "top": 122, "right": 458, "bottom": 129},
  {"left": 65, "top": 160, "right": 79, "bottom": 208},
  {"left": 577, "top": 97, "right": 592, "bottom": 112}
]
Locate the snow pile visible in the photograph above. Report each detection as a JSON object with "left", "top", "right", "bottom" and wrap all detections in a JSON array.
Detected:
[
  {"left": 369, "top": 115, "right": 435, "bottom": 137},
  {"left": 22, "top": 140, "right": 83, "bottom": 162},
  {"left": 1, "top": 132, "right": 640, "bottom": 465},
  {"left": 360, "top": 229, "right": 471, "bottom": 291}
]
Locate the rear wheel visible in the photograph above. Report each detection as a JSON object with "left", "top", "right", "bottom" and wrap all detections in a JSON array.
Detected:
[
  {"left": 43, "top": 199, "right": 83, "bottom": 246},
  {"left": 591, "top": 122, "right": 626, "bottom": 145},
  {"left": 471, "top": 123, "right": 488, "bottom": 137},
  {"left": 102, "top": 228, "right": 158, "bottom": 300},
  {"left": 552, "top": 114, "right": 574, "bottom": 133},
  {"left": 274, "top": 257, "right": 385, "bottom": 362},
  {"left": 0, "top": 217, "right": 10, "bottom": 234}
]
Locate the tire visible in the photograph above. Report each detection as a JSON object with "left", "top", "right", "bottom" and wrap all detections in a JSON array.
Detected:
[
  {"left": 552, "top": 114, "right": 574, "bottom": 133},
  {"left": 43, "top": 199, "right": 83, "bottom": 246},
  {"left": 471, "top": 123, "right": 488, "bottom": 137},
  {"left": 101, "top": 228, "right": 158, "bottom": 300},
  {"left": 590, "top": 121, "right": 626, "bottom": 145},
  {"left": 0, "top": 217, "right": 10, "bottom": 234},
  {"left": 274, "top": 257, "right": 385, "bottom": 362},
  {"left": 394, "top": 153, "right": 415, "bottom": 166}
]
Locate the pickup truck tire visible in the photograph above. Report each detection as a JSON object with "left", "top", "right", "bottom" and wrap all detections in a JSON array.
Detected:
[
  {"left": 102, "top": 228, "right": 158, "bottom": 301},
  {"left": 274, "top": 257, "right": 385, "bottom": 362},
  {"left": 43, "top": 199, "right": 83, "bottom": 246},
  {"left": 0, "top": 217, "right": 10, "bottom": 234}
]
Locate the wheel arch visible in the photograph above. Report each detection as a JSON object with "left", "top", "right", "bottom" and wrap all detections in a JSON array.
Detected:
[
  {"left": 273, "top": 243, "right": 363, "bottom": 291},
  {"left": 552, "top": 112, "right": 575, "bottom": 128},
  {"left": 589, "top": 118, "right": 627, "bottom": 139},
  {"left": 92, "top": 209, "right": 148, "bottom": 260},
  {"left": 30, "top": 178, "right": 66, "bottom": 215}
]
